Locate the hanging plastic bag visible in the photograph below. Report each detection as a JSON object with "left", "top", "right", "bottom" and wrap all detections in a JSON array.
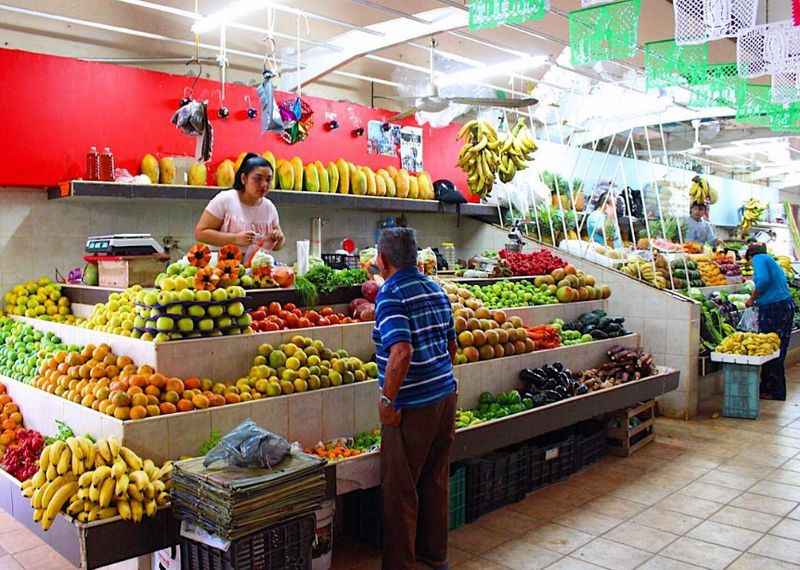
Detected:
[
  {"left": 738, "top": 307, "right": 759, "bottom": 332},
  {"left": 257, "top": 70, "right": 284, "bottom": 133},
  {"left": 203, "top": 419, "right": 293, "bottom": 469}
]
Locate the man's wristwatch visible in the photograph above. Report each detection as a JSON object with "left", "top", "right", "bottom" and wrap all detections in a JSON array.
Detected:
[{"left": 380, "top": 393, "right": 393, "bottom": 407}]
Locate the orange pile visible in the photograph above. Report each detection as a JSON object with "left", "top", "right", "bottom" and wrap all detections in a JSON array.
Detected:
[
  {"left": 34, "top": 344, "right": 231, "bottom": 420},
  {"left": 0, "top": 383, "right": 23, "bottom": 451}
]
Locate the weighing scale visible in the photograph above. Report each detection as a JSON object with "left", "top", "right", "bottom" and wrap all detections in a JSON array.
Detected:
[{"left": 85, "top": 234, "right": 165, "bottom": 256}]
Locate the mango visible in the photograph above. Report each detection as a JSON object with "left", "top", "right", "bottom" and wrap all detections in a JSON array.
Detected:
[
  {"left": 361, "top": 167, "right": 377, "bottom": 196},
  {"left": 387, "top": 166, "right": 398, "bottom": 178},
  {"left": 159, "top": 157, "right": 176, "bottom": 185},
  {"left": 188, "top": 162, "right": 207, "bottom": 186},
  {"left": 261, "top": 151, "right": 277, "bottom": 189},
  {"left": 377, "top": 169, "right": 396, "bottom": 197},
  {"left": 375, "top": 173, "right": 387, "bottom": 196},
  {"left": 315, "top": 161, "right": 330, "bottom": 193},
  {"left": 234, "top": 152, "right": 248, "bottom": 172},
  {"left": 276, "top": 160, "right": 294, "bottom": 190},
  {"left": 395, "top": 169, "right": 410, "bottom": 198},
  {"left": 215, "top": 159, "right": 236, "bottom": 187},
  {"left": 140, "top": 154, "right": 159, "bottom": 184},
  {"left": 303, "top": 164, "right": 320, "bottom": 191},
  {"left": 417, "top": 172, "right": 433, "bottom": 200},
  {"left": 350, "top": 163, "right": 367, "bottom": 195},
  {"left": 290, "top": 157, "right": 304, "bottom": 191},
  {"left": 336, "top": 159, "right": 350, "bottom": 194},
  {"left": 327, "top": 162, "right": 339, "bottom": 193},
  {"left": 407, "top": 176, "right": 419, "bottom": 199}
]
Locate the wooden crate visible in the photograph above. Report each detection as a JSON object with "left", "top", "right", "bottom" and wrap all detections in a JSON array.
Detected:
[
  {"left": 98, "top": 255, "right": 167, "bottom": 287},
  {"left": 606, "top": 400, "right": 655, "bottom": 456}
]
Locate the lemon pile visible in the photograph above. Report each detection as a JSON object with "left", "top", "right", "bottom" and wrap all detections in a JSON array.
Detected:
[
  {"left": 717, "top": 332, "right": 781, "bottom": 356},
  {"left": 3, "top": 278, "right": 78, "bottom": 324},
  {"left": 81, "top": 286, "right": 141, "bottom": 336}
]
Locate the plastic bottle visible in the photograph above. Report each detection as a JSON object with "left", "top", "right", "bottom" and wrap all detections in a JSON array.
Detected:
[
  {"left": 99, "top": 147, "right": 115, "bottom": 181},
  {"left": 86, "top": 146, "right": 99, "bottom": 181}
]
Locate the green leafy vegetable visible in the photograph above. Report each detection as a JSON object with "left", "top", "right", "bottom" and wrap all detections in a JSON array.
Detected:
[
  {"left": 44, "top": 420, "right": 75, "bottom": 445},
  {"left": 304, "top": 264, "right": 367, "bottom": 295},
  {"left": 294, "top": 275, "right": 319, "bottom": 307},
  {"left": 198, "top": 430, "right": 222, "bottom": 456}
]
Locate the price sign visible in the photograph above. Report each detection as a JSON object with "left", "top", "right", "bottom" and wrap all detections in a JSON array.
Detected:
[{"left": 468, "top": 0, "right": 547, "bottom": 31}]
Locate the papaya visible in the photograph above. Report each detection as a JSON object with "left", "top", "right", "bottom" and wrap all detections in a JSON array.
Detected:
[
  {"left": 188, "top": 162, "right": 207, "bottom": 186},
  {"left": 407, "top": 176, "right": 419, "bottom": 199},
  {"left": 234, "top": 152, "right": 248, "bottom": 172},
  {"left": 315, "top": 161, "right": 330, "bottom": 193},
  {"left": 261, "top": 151, "right": 277, "bottom": 189},
  {"left": 377, "top": 169, "right": 396, "bottom": 197},
  {"left": 375, "top": 173, "right": 387, "bottom": 196},
  {"left": 215, "top": 159, "right": 236, "bottom": 187},
  {"left": 350, "top": 163, "right": 367, "bottom": 195},
  {"left": 327, "top": 162, "right": 340, "bottom": 193},
  {"left": 361, "top": 167, "right": 377, "bottom": 196},
  {"left": 417, "top": 172, "right": 433, "bottom": 200},
  {"left": 159, "top": 157, "right": 176, "bottom": 184},
  {"left": 290, "top": 157, "right": 304, "bottom": 191},
  {"left": 304, "top": 164, "right": 320, "bottom": 191},
  {"left": 140, "top": 154, "right": 159, "bottom": 184},
  {"left": 336, "top": 159, "right": 350, "bottom": 194},
  {"left": 276, "top": 160, "right": 294, "bottom": 190},
  {"left": 395, "top": 169, "right": 410, "bottom": 198},
  {"left": 387, "top": 165, "right": 398, "bottom": 179}
]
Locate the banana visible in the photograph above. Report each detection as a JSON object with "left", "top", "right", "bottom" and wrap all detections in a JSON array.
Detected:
[
  {"left": 157, "top": 461, "right": 173, "bottom": 482},
  {"left": 92, "top": 465, "right": 112, "bottom": 488},
  {"left": 21, "top": 485, "right": 34, "bottom": 498},
  {"left": 56, "top": 447, "right": 71, "bottom": 476},
  {"left": 32, "top": 508, "right": 43, "bottom": 523},
  {"left": 41, "top": 475, "right": 72, "bottom": 514},
  {"left": 78, "top": 471, "right": 93, "bottom": 488},
  {"left": 107, "top": 437, "right": 121, "bottom": 459},
  {"left": 156, "top": 492, "right": 170, "bottom": 507},
  {"left": 49, "top": 441, "right": 66, "bottom": 463},
  {"left": 89, "top": 483, "right": 100, "bottom": 503},
  {"left": 118, "top": 499, "right": 132, "bottom": 521},
  {"left": 76, "top": 488, "right": 89, "bottom": 500},
  {"left": 77, "top": 512, "right": 89, "bottom": 523},
  {"left": 39, "top": 446, "right": 51, "bottom": 472},
  {"left": 144, "top": 482, "right": 155, "bottom": 500},
  {"left": 31, "top": 469, "right": 46, "bottom": 489},
  {"left": 115, "top": 474, "right": 130, "bottom": 498},
  {"left": 131, "top": 500, "right": 143, "bottom": 523},
  {"left": 111, "top": 458, "right": 127, "bottom": 480},
  {"left": 127, "top": 484, "right": 144, "bottom": 502},
  {"left": 98, "top": 506, "right": 118, "bottom": 520},
  {"left": 87, "top": 504, "right": 101, "bottom": 523},
  {"left": 94, "top": 454, "right": 107, "bottom": 469},
  {"left": 99, "top": 477, "right": 114, "bottom": 508},
  {"left": 130, "top": 471, "right": 149, "bottom": 491},
  {"left": 32, "top": 485, "right": 45, "bottom": 509},
  {"left": 97, "top": 439, "right": 112, "bottom": 463},
  {"left": 120, "top": 448, "right": 142, "bottom": 472},
  {"left": 152, "top": 480, "right": 166, "bottom": 494},
  {"left": 145, "top": 499, "right": 157, "bottom": 518},
  {"left": 67, "top": 499, "right": 85, "bottom": 516},
  {"left": 79, "top": 438, "right": 95, "bottom": 469}
]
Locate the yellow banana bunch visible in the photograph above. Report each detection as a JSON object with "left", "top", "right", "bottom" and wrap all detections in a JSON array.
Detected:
[
  {"left": 689, "top": 176, "right": 716, "bottom": 205},
  {"left": 717, "top": 332, "right": 780, "bottom": 356},
  {"left": 739, "top": 198, "right": 766, "bottom": 238},
  {"left": 498, "top": 119, "right": 537, "bottom": 184},
  {"left": 456, "top": 119, "right": 501, "bottom": 198},
  {"left": 620, "top": 261, "right": 667, "bottom": 288}
]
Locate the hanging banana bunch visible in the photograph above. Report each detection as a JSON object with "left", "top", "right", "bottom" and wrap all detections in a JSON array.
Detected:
[
  {"left": 456, "top": 120, "right": 501, "bottom": 198},
  {"left": 689, "top": 175, "right": 717, "bottom": 205},
  {"left": 498, "top": 119, "right": 538, "bottom": 184},
  {"left": 740, "top": 198, "right": 766, "bottom": 238}
]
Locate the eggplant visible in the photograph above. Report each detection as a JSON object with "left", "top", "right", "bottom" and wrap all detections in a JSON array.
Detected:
[
  {"left": 612, "top": 317, "right": 625, "bottom": 324},
  {"left": 574, "top": 383, "right": 589, "bottom": 396},
  {"left": 557, "top": 371, "right": 573, "bottom": 386},
  {"left": 541, "top": 364, "right": 559, "bottom": 379},
  {"left": 519, "top": 368, "right": 546, "bottom": 385},
  {"left": 552, "top": 362, "right": 564, "bottom": 372},
  {"left": 542, "top": 390, "right": 562, "bottom": 403},
  {"left": 542, "top": 378, "right": 557, "bottom": 391},
  {"left": 531, "top": 392, "right": 548, "bottom": 407},
  {"left": 591, "top": 329, "right": 609, "bottom": 340},
  {"left": 554, "top": 385, "right": 568, "bottom": 398},
  {"left": 597, "top": 317, "right": 611, "bottom": 330},
  {"left": 582, "top": 324, "right": 596, "bottom": 334}
]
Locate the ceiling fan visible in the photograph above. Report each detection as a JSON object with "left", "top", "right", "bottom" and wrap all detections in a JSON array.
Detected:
[
  {"left": 684, "top": 119, "right": 713, "bottom": 156},
  {"left": 381, "top": 41, "right": 540, "bottom": 122}
]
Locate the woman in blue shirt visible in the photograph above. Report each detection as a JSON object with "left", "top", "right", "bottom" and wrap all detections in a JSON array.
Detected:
[
  {"left": 586, "top": 191, "right": 623, "bottom": 249},
  {"left": 745, "top": 243, "right": 795, "bottom": 400}
]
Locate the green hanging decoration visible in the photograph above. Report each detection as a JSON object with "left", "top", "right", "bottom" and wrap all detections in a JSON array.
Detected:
[
  {"left": 468, "top": 0, "right": 547, "bottom": 31},
  {"left": 686, "top": 62, "right": 739, "bottom": 109},
  {"left": 643, "top": 39, "right": 707, "bottom": 91},
  {"left": 735, "top": 83, "right": 800, "bottom": 133},
  {"left": 568, "top": 0, "right": 641, "bottom": 67}
]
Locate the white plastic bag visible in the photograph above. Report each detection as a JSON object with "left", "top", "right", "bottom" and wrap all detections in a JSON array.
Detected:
[{"left": 738, "top": 307, "right": 759, "bottom": 332}]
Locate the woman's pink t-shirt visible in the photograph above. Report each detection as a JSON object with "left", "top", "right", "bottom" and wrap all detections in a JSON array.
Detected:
[{"left": 205, "top": 189, "right": 280, "bottom": 258}]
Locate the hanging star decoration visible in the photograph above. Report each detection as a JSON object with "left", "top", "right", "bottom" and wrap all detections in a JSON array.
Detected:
[{"left": 278, "top": 96, "right": 314, "bottom": 144}]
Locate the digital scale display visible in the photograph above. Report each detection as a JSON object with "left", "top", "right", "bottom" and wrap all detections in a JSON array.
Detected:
[{"left": 85, "top": 234, "right": 164, "bottom": 256}]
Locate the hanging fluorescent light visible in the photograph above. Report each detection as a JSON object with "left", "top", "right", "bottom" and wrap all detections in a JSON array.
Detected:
[
  {"left": 435, "top": 56, "right": 550, "bottom": 88},
  {"left": 192, "top": 0, "right": 283, "bottom": 34}
]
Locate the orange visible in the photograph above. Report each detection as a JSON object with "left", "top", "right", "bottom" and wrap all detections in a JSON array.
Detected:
[
  {"left": 149, "top": 373, "right": 167, "bottom": 388},
  {"left": 0, "top": 396, "right": 11, "bottom": 407},
  {"left": 146, "top": 395, "right": 159, "bottom": 406},
  {"left": 104, "top": 365, "right": 119, "bottom": 379},
  {"left": 0, "top": 431, "right": 15, "bottom": 446},
  {"left": 130, "top": 393, "right": 148, "bottom": 407},
  {"left": 111, "top": 392, "right": 130, "bottom": 408},
  {"left": 184, "top": 377, "right": 201, "bottom": 390},
  {"left": 191, "top": 394, "right": 209, "bottom": 409},
  {"left": 176, "top": 399, "right": 194, "bottom": 412},
  {"left": 116, "top": 355, "right": 133, "bottom": 368},
  {"left": 224, "top": 393, "right": 241, "bottom": 404},
  {"left": 2, "top": 404, "right": 17, "bottom": 415},
  {"left": 1, "top": 419, "right": 16, "bottom": 431},
  {"left": 114, "top": 406, "right": 131, "bottom": 420},
  {"left": 92, "top": 345, "right": 109, "bottom": 361},
  {"left": 144, "top": 385, "right": 161, "bottom": 398},
  {"left": 145, "top": 405, "right": 160, "bottom": 417},
  {"left": 209, "top": 394, "right": 225, "bottom": 407},
  {"left": 165, "top": 378, "right": 184, "bottom": 395},
  {"left": 159, "top": 402, "right": 177, "bottom": 415},
  {"left": 127, "top": 385, "right": 143, "bottom": 396},
  {"left": 129, "top": 405, "right": 147, "bottom": 420},
  {"left": 137, "top": 364, "right": 155, "bottom": 376}
]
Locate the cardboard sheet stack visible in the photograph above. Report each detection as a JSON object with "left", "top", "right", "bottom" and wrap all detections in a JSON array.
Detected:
[{"left": 172, "top": 453, "right": 327, "bottom": 540}]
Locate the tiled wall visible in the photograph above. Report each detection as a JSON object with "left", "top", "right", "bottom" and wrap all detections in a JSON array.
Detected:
[{"left": 0, "top": 189, "right": 474, "bottom": 295}]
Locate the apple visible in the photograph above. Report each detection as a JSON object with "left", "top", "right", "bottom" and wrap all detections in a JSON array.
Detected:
[
  {"left": 134, "top": 316, "right": 146, "bottom": 329},
  {"left": 187, "top": 304, "right": 205, "bottom": 318},
  {"left": 156, "top": 316, "right": 175, "bottom": 332},
  {"left": 237, "top": 314, "right": 253, "bottom": 327},
  {"left": 158, "top": 291, "right": 176, "bottom": 305},
  {"left": 227, "top": 302, "right": 245, "bottom": 317},
  {"left": 241, "top": 275, "right": 254, "bottom": 288},
  {"left": 195, "top": 290, "right": 212, "bottom": 303},
  {"left": 178, "top": 318, "right": 194, "bottom": 333},
  {"left": 161, "top": 277, "right": 176, "bottom": 291},
  {"left": 182, "top": 266, "right": 198, "bottom": 277},
  {"left": 145, "top": 319, "right": 156, "bottom": 330},
  {"left": 142, "top": 291, "right": 159, "bottom": 306},
  {"left": 174, "top": 276, "right": 189, "bottom": 291},
  {"left": 210, "top": 330, "right": 223, "bottom": 337},
  {"left": 226, "top": 286, "right": 245, "bottom": 299},
  {"left": 166, "top": 263, "right": 182, "bottom": 276},
  {"left": 153, "top": 332, "right": 171, "bottom": 344},
  {"left": 149, "top": 308, "right": 161, "bottom": 320},
  {"left": 178, "top": 289, "right": 195, "bottom": 303},
  {"left": 154, "top": 273, "right": 167, "bottom": 288},
  {"left": 216, "top": 317, "right": 233, "bottom": 329},
  {"left": 207, "top": 305, "right": 224, "bottom": 318},
  {"left": 198, "top": 318, "right": 214, "bottom": 332},
  {"left": 141, "top": 332, "right": 154, "bottom": 341},
  {"left": 212, "top": 288, "right": 228, "bottom": 303},
  {"left": 166, "top": 304, "right": 184, "bottom": 316},
  {"left": 224, "top": 327, "right": 242, "bottom": 336}
]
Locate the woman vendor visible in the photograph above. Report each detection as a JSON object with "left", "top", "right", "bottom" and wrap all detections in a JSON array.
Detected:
[
  {"left": 194, "top": 153, "right": 285, "bottom": 263},
  {"left": 745, "top": 243, "right": 795, "bottom": 401},
  {"left": 586, "top": 190, "right": 623, "bottom": 249}
]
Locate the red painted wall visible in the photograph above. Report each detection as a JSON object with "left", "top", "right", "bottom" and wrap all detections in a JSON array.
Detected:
[{"left": 0, "top": 48, "right": 472, "bottom": 198}]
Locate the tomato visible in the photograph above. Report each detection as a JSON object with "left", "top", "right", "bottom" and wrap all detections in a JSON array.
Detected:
[
  {"left": 264, "top": 321, "right": 281, "bottom": 332},
  {"left": 285, "top": 314, "right": 300, "bottom": 328},
  {"left": 320, "top": 306, "right": 334, "bottom": 317},
  {"left": 327, "top": 314, "right": 340, "bottom": 325},
  {"left": 298, "top": 317, "right": 312, "bottom": 329},
  {"left": 292, "top": 308, "right": 303, "bottom": 317},
  {"left": 317, "top": 317, "right": 330, "bottom": 326},
  {"left": 268, "top": 302, "right": 282, "bottom": 315},
  {"left": 285, "top": 303, "right": 297, "bottom": 312},
  {"left": 279, "top": 310, "right": 291, "bottom": 320},
  {"left": 306, "top": 310, "right": 320, "bottom": 324},
  {"left": 250, "top": 310, "right": 266, "bottom": 322}
]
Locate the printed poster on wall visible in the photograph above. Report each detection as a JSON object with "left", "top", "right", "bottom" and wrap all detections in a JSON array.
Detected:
[
  {"left": 367, "top": 120, "right": 401, "bottom": 157},
  {"left": 400, "top": 126, "right": 423, "bottom": 174}
]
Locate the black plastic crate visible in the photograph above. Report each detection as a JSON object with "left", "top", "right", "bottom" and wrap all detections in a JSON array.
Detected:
[
  {"left": 527, "top": 429, "right": 575, "bottom": 492},
  {"left": 573, "top": 420, "right": 608, "bottom": 472},
  {"left": 465, "top": 445, "right": 529, "bottom": 523},
  {"left": 180, "top": 514, "right": 316, "bottom": 570}
]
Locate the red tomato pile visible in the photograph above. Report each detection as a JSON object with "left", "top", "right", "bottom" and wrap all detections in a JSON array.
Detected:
[
  {"left": 249, "top": 302, "right": 357, "bottom": 331},
  {"left": 498, "top": 249, "right": 567, "bottom": 276}
]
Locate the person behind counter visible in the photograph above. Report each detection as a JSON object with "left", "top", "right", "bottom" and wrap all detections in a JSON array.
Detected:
[
  {"left": 586, "top": 190, "right": 623, "bottom": 249},
  {"left": 745, "top": 243, "right": 795, "bottom": 401},
  {"left": 194, "top": 153, "right": 286, "bottom": 263},
  {"left": 685, "top": 203, "right": 719, "bottom": 246}
]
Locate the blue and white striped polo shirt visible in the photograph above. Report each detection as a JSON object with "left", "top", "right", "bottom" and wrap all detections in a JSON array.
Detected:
[{"left": 372, "top": 267, "right": 456, "bottom": 409}]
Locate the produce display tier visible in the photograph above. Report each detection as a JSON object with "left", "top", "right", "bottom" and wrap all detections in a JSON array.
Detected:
[
  {"left": 47, "top": 181, "right": 501, "bottom": 221},
  {"left": 61, "top": 283, "right": 362, "bottom": 310}
]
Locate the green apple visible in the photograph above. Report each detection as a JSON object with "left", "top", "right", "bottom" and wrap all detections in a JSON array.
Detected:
[
  {"left": 187, "top": 332, "right": 202, "bottom": 338},
  {"left": 198, "top": 318, "right": 214, "bottom": 332},
  {"left": 178, "top": 289, "right": 195, "bottom": 303},
  {"left": 207, "top": 305, "right": 224, "bottom": 318},
  {"left": 141, "top": 332, "right": 154, "bottom": 341},
  {"left": 166, "top": 263, "right": 182, "bottom": 276},
  {"left": 174, "top": 276, "right": 189, "bottom": 291},
  {"left": 195, "top": 290, "right": 212, "bottom": 303},
  {"left": 145, "top": 319, "right": 156, "bottom": 330},
  {"left": 149, "top": 307, "right": 161, "bottom": 319},
  {"left": 227, "top": 302, "right": 245, "bottom": 317},
  {"left": 158, "top": 291, "right": 175, "bottom": 305},
  {"left": 210, "top": 330, "right": 223, "bottom": 337},
  {"left": 187, "top": 304, "right": 205, "bottom": 318},
  {"left": 224, "top": 327, "right": 242, "bottom": 335},
  {"left": 153, "top": 332, "right": 171, "bottom": 344},
  {"left": 226, "top": 286, "right": 246, "bottom": 299},
  {"left": 182, "top": 266, "right": 198, "bottom": 277},
  {"left": 154, "top": 273, "right": 167, "bottom": 288},
  {"left": 143, "top": 291, "right": 159, "bottom": 306},
  {"left": 237, "top": 314, "right": 252, "bottom": 327},
  {"left": 134, "top": 316, "right": 146, "bottom": 329},
  {"left": 161, "top": 277, "right": 176, "bottom": 291},
  {"left": 178, "top": 318, "right": 194, "bottom": 333},
  {"left": 131, "top": 330, "right": 142, "bottom": 339},
  {"left": 212, "top": 288, "right": 228, "bottom": 303},
  {"left": 216, "top": 317, "right": 233, "bottom": 329},
  {"left": 169, "top": 332, "right": 184, "bottom": 340},
  {"left": 241, "top": 275, "right": 254, "bottom": 288},
  {"left": 166, "top": 304, "right": 184, "bottom": 316},
  {"left": 156, "top": 316, "right": 175, "bottom": 332}
]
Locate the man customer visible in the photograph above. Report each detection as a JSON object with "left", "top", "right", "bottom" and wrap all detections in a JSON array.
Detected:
[{"left": 372, "top": 227, "right": 458, "bottom": 570}]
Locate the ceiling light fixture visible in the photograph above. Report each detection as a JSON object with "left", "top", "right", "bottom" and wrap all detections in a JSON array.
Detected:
[
  {"left": 192, "top": 0, "right": 270, "bottom": 34},
  {"left": 435, "top": 56, "right": 550, "bottom": 88}
]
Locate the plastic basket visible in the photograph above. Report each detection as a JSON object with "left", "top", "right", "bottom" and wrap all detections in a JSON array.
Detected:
[
  {"left": 180, "top": 514, "right": 315, "bottom": 570},
  {"left": 449, "top": 465, "right": 466, "bottom": 531},
  {"left": 465, "top": 446, "right": 529, "bottom": 522},
  {"left": 468, "top": 0, "right": 547, "bottom": 31},
  {"left": 321, "top": 253, "right": 358, "bottom": 270},
  {"left": 573, "top": 420, "right": 608, "bottom": 471},
  {"left": 773, "top": 73, "right": 800, "bottom": 105},
  {"left": 644, "top": 39, "right": 708, "bottom": 91},
  {"left": 568, "top": 0, "right": 641, "bottom": 67},
  {"left": 737, "top": 20, "right": 800, "bottom": 79},
  {"left": 527, "top": 429, "right": 575, "bottom": 491},
  {"left": 687, "top": 62, "right": 739, "bottom": 108},
  {"left": 721, "top": 363, "right": 760, "bottom": 419},
  {"left": 673, "top": 0, "right": 758, "bottom": 45}
]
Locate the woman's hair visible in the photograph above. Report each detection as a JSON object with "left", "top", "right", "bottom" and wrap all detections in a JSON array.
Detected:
[
  {"left": 592, "top": 190, "right": 610, "bottom": 211},
  {"left": 745, "top": 242, "right": 767, "bottom": 260},
  {"left": 233, "top": 153, "right": 273, "bottom": 190}
]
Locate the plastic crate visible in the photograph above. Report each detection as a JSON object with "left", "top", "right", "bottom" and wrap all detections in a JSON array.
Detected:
[
  {"left": 180, "top": 514, "right": 315, "bottom": 570},
  {"left": 527, "top": 430, "right": 575, "bottom": 491},
  {"left": 722, "top": 363, "right": 760, "bottom": 419},
  {"left": 573, "top": 420, "right": 608, "bottom": 471},
  {"left": 568, "top": 0, "right": 641, "bottom": 66},
  {"left": 321, "top": 253, "right": 358, "bottom": 270},
  {"left": 449, "top": 465, "right": 466, "bottom": 531},
  {"left": 465, "top": 446, "right": 529, "bottom": 522}
]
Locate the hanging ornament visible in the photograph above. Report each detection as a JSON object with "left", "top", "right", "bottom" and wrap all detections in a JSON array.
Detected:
[
  {"left": 673, "top": 0, "right": 757, "bottom": 45},
  {"left": 738, "top": 20, "right": 800, "bottom": 78}
]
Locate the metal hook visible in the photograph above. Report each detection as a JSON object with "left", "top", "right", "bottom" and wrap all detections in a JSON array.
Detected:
[{"left": 187, "top": 58, "right": 203, "bottom": 91}]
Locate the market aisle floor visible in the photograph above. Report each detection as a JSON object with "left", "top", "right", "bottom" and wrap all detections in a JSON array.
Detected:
[{"left": 4, "top": 367, "right": 800, "bottom": 569}]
